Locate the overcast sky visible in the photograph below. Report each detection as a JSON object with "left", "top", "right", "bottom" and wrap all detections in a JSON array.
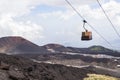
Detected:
[{"left": 0, "top": 0, "right": 120, "bottom": 50}]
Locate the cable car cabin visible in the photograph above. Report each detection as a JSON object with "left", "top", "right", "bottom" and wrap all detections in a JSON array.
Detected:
[{"left": 81, "top": 31, "right": 92, "bottom": 40}]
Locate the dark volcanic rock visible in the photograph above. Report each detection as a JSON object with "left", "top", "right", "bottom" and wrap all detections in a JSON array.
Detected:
[
  {"left": 0, "top": 54, "right": 96, "bottom": 80},
  {"left": 0, "top": 54, "right": 119, "bottom": 80},
  {"left": 0, "top": 70, "right": 9, "bottom": 80}
]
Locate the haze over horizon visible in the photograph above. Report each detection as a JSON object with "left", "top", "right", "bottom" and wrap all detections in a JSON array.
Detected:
[{"left": 0, "top": 0, "right": 120, "bottom": 50}]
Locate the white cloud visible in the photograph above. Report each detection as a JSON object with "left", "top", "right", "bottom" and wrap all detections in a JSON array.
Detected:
[
  {"left": 39, "top": 10, "right": 75, "bottom": 20},
  {"left": 0, "top": 15, "right": 44, "bottom": 41},
  {"left": 0, "top": 0, "right": 48, "bottom": 16},
  {"left": 0, "top": 0, "right": 44, "bottom": 41}
]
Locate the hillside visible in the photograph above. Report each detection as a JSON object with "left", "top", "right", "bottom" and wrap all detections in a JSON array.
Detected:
[
  {"left": 88, "top": 46, "right": 112, "bottom": 52},
  {"left": 0, "top": 36, "right": 49, "bottom": 54},
  {"left": 0, "top": 36, "right": 119, "bottom": 57},
  {"left": 42, "top": 44, "right": 120, "bottom": 57},
  {"left": 0, "top": 54, "right": 119, "bottom": 80},
  {"left": 0, "top": 36, "right": 119, "bottom": 69},
  {"left": 19, "top": 53, "right": 120, "bottom": 69},
  {"left": 67, "top": 46, "right": 120, "bottom": 57},
  {"left": 43, "top": 44, "right": 71, "bottom": 53},
  {"left": 0, "top": 53, "right": 95, "bottom": 80}
]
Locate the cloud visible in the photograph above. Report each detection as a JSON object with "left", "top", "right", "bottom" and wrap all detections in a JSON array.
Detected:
[
  {"left": 39, "top": 10, "right": 75, "bottom": 20},
  {"left": 0, "top": 15, "right": 44, "bottom": 41},
  {"left": 0, "top": 0, "right": 44, "bottom": 42},
  {"left": 0, "top": 0, "right": 47, "bottom": 17}
]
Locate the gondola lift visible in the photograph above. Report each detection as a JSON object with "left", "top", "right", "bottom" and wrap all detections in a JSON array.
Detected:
[{"left": 81, "top": 20, "right": 92, "bottom": 41}]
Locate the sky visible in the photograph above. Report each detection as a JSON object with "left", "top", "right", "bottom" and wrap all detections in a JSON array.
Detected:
[{"left": 0, "top": 0, "right": 120, "bottom": 50}]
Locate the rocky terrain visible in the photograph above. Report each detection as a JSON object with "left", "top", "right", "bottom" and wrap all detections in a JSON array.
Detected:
[
  {"left": 0, "top": 53, "right": 120, "bottom": 80},
  {"left": 0, "top": 53, "right": 90, "bottom": 80},
  {"left": 0, "top": 36, "right": 120, "bottom": 80},
  {"left": 18, "top": 53, "right": 120, "bottom": 69}
]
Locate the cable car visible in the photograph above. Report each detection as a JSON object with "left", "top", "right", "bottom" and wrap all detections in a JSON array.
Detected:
[
  {"left": 81, "top": 20, "right": 92, "bottom": 41},
  {"left": 81, "top": 30, "right": 92, "bottom": 40}
]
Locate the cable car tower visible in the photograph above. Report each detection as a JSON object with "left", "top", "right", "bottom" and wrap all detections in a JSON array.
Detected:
[{"left": 81, "top": 20, "right": 92, "bottom": 41}]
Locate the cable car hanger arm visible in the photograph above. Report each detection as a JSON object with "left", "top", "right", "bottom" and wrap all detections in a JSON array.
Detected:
[{"left": 83, "top": 20, "right": 88, "bottom": 32}]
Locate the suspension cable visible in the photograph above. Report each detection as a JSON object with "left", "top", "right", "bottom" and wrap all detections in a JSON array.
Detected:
[
  {"left": 65, "top": 0, "right": 113, "bottom": 48},
  {"left": 97, "top": 0, "right": 120, "bottom": 39}
]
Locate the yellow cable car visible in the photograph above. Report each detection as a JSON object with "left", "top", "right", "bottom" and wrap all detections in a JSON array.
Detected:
[{"left": 81, "top": 20, "right": 92, "bottom": 41}]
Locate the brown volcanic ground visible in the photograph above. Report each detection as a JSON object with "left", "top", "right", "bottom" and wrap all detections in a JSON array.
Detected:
[
  {"left": 43, "top": 44, "right": 72, "bottom": 53},
  {"left": 0, "top": 36, "right": 48, "bottom": 54}
]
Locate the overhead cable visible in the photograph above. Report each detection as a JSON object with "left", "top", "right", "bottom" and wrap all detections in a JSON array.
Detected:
[
  {"left": 65, "top": 0, "right": 113, "bottom": 48},
  {"left": 97, "top": 0, "right": 120, "bottom": 39}
]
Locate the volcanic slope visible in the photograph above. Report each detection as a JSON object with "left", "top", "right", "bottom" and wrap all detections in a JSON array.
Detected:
[{"left": 0, "top": 36, "right": 49, "bottom": 54}]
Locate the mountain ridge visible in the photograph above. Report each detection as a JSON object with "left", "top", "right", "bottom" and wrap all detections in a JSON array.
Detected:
[{"left": 0, "top": 36, "right": 119, "bottom": 57}]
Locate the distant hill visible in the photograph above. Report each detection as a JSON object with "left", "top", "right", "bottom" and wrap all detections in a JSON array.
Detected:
[
  {"left": 43, "top": 44, "right": 120, "bottom": 57},
  {"left": 0, "top": 36, "right": 49, "bottom": 54},
  {"left": 67, "top": 46, "right": 120, "bottom": 57},
  {"left": 43, "top": 44, "right": 71, "bottom": 53},
  {"left": 85, "top": 46, "right": 120, "bottom": 57},
  {"left": 0, "top": 36, "right": 119, "bottom": 57},
  {"left": 88, "top": 45, "right": 113, "bottom": 52}
]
